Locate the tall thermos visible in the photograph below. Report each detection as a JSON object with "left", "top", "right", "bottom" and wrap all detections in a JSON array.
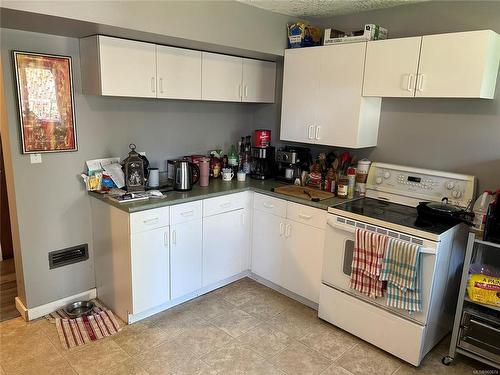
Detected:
[{"left": 199, "top": 157, "right": 210, "bottom": 187}]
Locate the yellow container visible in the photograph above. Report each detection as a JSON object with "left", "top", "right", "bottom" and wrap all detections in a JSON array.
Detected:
[{"left": 467, "top": 274, "right": 500, "bottom": 308}]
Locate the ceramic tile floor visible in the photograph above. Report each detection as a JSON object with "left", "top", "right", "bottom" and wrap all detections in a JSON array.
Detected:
[{"left": 0, "top": 277, "right": 492, "bottom": 375}]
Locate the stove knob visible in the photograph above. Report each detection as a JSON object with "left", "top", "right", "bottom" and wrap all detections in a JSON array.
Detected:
[
  {"left": 383, "top": 171, "right": 391, "bottom": 179},
  {"left": 452, "top": 190, "right": 462, "bottom": 199},
  {"left": 376, "top": 177, "right": 383, "bottom": 185},
  {"left": 446, "top": 181, "right": 455, "bottom": 190}
]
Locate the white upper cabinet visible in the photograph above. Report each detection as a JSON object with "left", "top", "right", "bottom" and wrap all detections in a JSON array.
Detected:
[
  {"left": 156, "top": 46, "right": 202, "bottom": 100},
  {"left": 202, "top": 52, "right": 243, "bottom": 102},
  {"left": 81, "top": 36, "right": 157, "bottom": 98},
  {"left": 280, "top": 47, "right": 321, "bottom": 144},
  {"left": 416, "top": 30, "right": 500, "bottom": 98},
  {"left": 80, "top": 35, "right": 275, "bottom": 103},
  {"left": 242, "top": 59, "right": 276, "bottom": 103},
  {"left": 363, "top": 37, "right": 422, "bottom": 97},
  {"left": 280, "top": 44, "right": 381, "bottom": 148},
  {"left": 363, "top": 30, "right": 500, "bottom": 99}
]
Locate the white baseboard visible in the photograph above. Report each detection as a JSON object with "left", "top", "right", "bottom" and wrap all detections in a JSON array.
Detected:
[
  {"left": 249, "top": 272, "right": 318, "bottom": 310},
  {"left": 127, "top": 271, "right": 250, "bottom": 324},
  {"left": 15, "top": 288, "right": 97, "bottom": 321}
]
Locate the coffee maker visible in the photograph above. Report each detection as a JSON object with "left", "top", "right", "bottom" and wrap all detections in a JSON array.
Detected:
[
  {"left": 250, "top": 146, "right": 275, "bottom": 180},
  {"left": 275, "top": 146, "right": 312, "bottom": 183}
]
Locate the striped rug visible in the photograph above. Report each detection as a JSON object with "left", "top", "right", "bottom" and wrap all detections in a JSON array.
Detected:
[{"left": 45, "top": 300, "right": 122, "bottom": 349}]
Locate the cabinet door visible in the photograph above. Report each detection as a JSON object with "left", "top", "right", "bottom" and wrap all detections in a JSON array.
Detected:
[
  {"left": 130, "top": 227, "right": 170, "bottom": 314},
  {"left": 416, "top": 30, "right": 500, "bottom": 98},
  {"left": 363, "top": 37, "right": 422, "bottom": 97},
  {"left": 242, "top": 59, "right": 276, "bottom": 103},
  {"left": 282, "top": 220, "right": 324, "bottom": 303},
  {"left": 98, "top": 36, "right": 157, "bottom": 98},
  {"left": 156, "top": 46, "right": 202, "bottom": 100},
  {"left": 202, "top": 52, "right": 243, "bottom": 101},
  {"left": 315, "top": 43, "right": 367, "bottom": 147},
  {"left": 280, "top": 47, "right": 320, "bottom": 143},
  {"left": 251, "top": 209, "right": 285, "bottom": 286},
  {"left": 170, "top": 220, "right": 202, "bottom": 300},
  {"left": 202, "top": 209, "right": 248, "bottom": 286}
]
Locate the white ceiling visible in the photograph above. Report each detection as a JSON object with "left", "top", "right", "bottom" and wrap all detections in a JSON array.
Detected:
[{"left": 237, "top": 0, "right": 427, "bottom": 18}]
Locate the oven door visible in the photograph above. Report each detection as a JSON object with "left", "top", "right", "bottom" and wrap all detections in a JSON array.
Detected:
[{"left": 322, "top": 214, "right": 437, "bottom": 325}]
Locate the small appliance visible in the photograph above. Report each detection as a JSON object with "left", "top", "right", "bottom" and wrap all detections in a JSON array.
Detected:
[
  {"left": 173, "top": 160, "right": 199, "bottom": 191},
  {"left": 250, "top": 146, "right": 275, "bottom": 180},
  {"left": 275, "top": 146, "right": 312, "bottom": 183}
]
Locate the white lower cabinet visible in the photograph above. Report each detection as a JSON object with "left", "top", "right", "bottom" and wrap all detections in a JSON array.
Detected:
[
  {"left": 251, "top": 200, "right": 325, "bottom": 303},
  {"left": 130, "top": 226, "right": 170, "bottom": 314},
  {"left": 251, "top": 209, "right": 284, "bottom": 285},
  {"left": 203, "top": 208, "right": 250, "bottom": 287},
  {"left": 281, "top": 220, "right": 325, "bottom": 303},
  {"left": 170, "top": 219, "right": 202, "bottom": 300}
]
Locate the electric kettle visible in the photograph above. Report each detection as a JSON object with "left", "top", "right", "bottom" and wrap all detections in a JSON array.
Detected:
[{"left": 173, "top": 160, "right": 200, "bottom": 191}]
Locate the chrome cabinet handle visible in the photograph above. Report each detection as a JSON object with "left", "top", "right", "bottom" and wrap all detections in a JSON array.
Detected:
[
  {"left": 151, "top": 77, "right": 156, "bottom": 93},
  {"left": 298, "top": 213, "right": 313, "bottom": 220},
  {"left": 406, "top": 74, "right": 414, "bottom": 92},
  {"left": 159, "top": 77, "right": 163, "bottom": 94},
  {"left": 263, "top": 202, "right": 275, "bottom": 209},
  {"left": 315, "top": 126, "right": 321, "bottom": 140},
  {"left": 308, "top": 125, "right": 314, "bottom": 140},
  {"left": 143, "top": 217, "right": 159, "bottom": 225},
  {"left": 279, "top": 222, "right": 284, "bottom": 236},
  {"left": 164, "top": 231, "right": 169, "bottom": 247},
  {"left": 244, "top": 85, "right": 248, "bottom": 98},
  {"left": 172, "top": 230, "right": 176, "bottom": 245},
  {"left": 220, "top": 202, "right": 232, "bottom": 208},
  {"left": 417, "top": 74, "right": 425, "bottom": 92},
  {"left": 285, "top": 223, "right": 291, "bottom": 237},
  {"left": 180, "top": 210, "right": 194, "bottom": 217}
]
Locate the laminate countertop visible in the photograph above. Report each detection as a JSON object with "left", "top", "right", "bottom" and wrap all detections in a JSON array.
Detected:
[{"left": 89, "top": 178, "right": 360, "bottom": 213}]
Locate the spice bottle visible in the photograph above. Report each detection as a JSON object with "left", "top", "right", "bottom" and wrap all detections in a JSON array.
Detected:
[
  {"left": 337, "top": 176, "right": 349, "bottom": 198},
  {"left": 347, "top": 167, "right": 356, "bottom": 199}
]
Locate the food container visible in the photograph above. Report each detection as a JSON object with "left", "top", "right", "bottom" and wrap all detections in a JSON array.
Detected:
[
  {"left": 324, "top": 24, "right": 388, "bottom": 45},
  {"left": 287, "top": 22, "right": 322, "bottom": 48},
  {"left": 254, "top": 129, "right": 271, "bottom": 148},
  {"left": 337, "top": 177, "right": 349, "bottom": 198}
]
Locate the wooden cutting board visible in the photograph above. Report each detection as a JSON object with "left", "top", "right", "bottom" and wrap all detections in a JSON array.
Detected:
[{"left": 273, "top": 185, "right": 334, "bottom": 201}]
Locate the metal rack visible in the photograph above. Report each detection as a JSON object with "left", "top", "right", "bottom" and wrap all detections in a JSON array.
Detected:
[{"left": 442, "top": 233, "right": 500, "bottom": 368}]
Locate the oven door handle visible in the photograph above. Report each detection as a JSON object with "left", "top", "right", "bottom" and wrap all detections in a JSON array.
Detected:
[
  {"left": 326, "top": 218, "right": 437, "bottom": 255},
  {"left": 470, "top": 319, "right": 500, "bottom": 334}
]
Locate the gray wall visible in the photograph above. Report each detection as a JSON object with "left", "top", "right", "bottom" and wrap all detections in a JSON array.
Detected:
[
  {"left": 1, "top": 27, "right": 280, "bottom": 308},
  {"left": 1, "top": 0, "right": 293, "bottom": 57},
  {"left": 315, "top": 1, "right": 500, "bottom": 192}
]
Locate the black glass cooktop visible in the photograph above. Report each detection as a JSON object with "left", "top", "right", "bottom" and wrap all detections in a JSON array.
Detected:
[{"left": 332, "top": 198, "right": 456, "bottom": 235}]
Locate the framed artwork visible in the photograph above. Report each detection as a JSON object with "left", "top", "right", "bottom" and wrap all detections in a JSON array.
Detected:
[{"left": 13, "top": 51, "right": 77, "bottom": 153}]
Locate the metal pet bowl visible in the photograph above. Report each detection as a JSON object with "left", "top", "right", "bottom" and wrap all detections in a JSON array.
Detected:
[{"left": 64, "top": 301, "right": 95, "bottom": 318}]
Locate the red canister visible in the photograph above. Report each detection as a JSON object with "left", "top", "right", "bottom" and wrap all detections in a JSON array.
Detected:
[{"left": 254, "top": 129, "right": 271, "bottom": 147}]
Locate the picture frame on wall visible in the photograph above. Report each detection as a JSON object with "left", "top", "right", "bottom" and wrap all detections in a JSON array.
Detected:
[{"left": 13, "top": 51, "right": 77, "bottom": 154}]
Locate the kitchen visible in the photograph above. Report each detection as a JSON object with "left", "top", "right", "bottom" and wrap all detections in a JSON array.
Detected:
[{"left": 1, "top": 1, "right": 500, "bottom": 375}]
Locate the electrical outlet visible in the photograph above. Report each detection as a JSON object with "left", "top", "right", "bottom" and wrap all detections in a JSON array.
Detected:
[{"left": 30, "top": 153, "right": 42, "bottom": 164}]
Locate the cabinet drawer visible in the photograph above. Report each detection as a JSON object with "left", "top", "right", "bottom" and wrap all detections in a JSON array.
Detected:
[
  {"left": 286, "top": 202, "right": 326, "bottom": 229},
  {"left": 203, "top": 192, "right": 249, "bottom": 217},
  {"left": 130, "top": 207, "right": 169, "bottom": 233},
  {"left": 170, "top": 201, "right": 202, "bottom": 225},
  {"left": 253, "top": 193, "right": 287, "bottom": 217}
]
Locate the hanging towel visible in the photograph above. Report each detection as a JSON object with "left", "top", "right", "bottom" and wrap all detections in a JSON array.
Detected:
[
  {"left": 350, "top": 228, "right": 388, "bottom": 298},
  {"left": 380, "top": 237, "right": 422, "bottom": 312}
]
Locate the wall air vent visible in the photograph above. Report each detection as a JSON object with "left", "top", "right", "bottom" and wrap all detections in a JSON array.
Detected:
[{"left": 48, "top": 244, "right": 89, "bottom": 269}]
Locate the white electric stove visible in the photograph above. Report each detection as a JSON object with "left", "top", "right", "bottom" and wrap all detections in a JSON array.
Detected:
[{"left": 319, "top": 163, "right": 475, "bottom": 366}]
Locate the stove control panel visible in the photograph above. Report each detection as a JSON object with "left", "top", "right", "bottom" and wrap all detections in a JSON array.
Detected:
[{"left": 366, "top": 163, "right": 476, "bottom": 207}]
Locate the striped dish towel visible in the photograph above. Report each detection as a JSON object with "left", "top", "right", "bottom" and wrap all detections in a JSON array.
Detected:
[
  {"left": 350, "top": 228, "right": 388, "bottom": 298},
  {"left": 380, "top": 237, "right": 422, "bottom": 312}
]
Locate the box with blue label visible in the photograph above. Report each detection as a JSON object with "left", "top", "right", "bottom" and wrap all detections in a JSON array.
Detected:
[{"left": 287, "top": 22, "right": 322, "bottom": 48}]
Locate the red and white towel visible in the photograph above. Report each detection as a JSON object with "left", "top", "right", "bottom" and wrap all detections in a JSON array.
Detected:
[{"left": 350, "top": 228, "right": 388, "bottom": 298}]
